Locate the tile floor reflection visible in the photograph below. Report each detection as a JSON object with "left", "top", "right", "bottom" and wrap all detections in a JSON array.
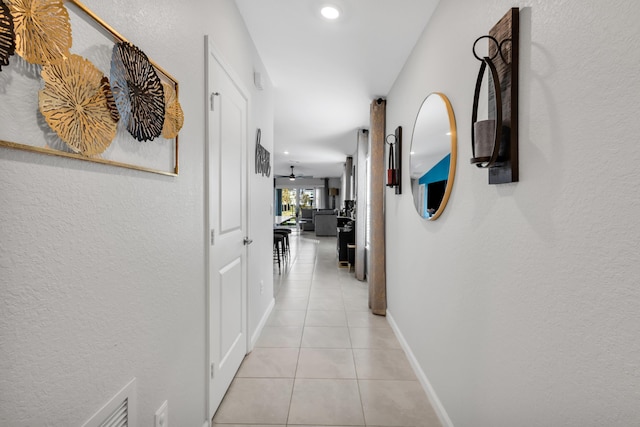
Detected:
[{"left": 213, "top": 232, "right": 441, "bottom": 427}]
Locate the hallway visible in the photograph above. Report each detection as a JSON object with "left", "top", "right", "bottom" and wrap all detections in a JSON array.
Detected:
[{"left": 213, "top": 232, "right": 441, "bottom": 426}]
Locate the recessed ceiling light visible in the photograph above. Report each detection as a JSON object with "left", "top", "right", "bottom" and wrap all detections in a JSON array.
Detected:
[
  {"left": 284, "top": 151, "right": 289, "bottom": 155},
  {"left": 321, "top": 5, "right": 340, "bottom": 20}
]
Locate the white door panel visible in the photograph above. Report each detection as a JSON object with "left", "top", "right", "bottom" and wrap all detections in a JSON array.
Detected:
[
  {"left": 219, "top": 258, "right": 242, "bottom": 359},
  {"left": 220, "top": 96, "right": 243, "bottom": 234},
  {"left": 206, "top": 37, "right": 248, "bottom": 420}
]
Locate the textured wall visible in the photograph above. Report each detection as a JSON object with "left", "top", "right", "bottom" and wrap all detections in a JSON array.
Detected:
[
  {"left": 385, "top": 0, "right": 640, "bottom": 426},
  {"left": 0, "top": 0, "right": 274, "bottom": 425}
]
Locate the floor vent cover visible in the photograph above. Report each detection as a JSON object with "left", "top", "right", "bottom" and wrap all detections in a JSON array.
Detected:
[{"left": 82, "top": 378, "right": 137, "bottom": 427}]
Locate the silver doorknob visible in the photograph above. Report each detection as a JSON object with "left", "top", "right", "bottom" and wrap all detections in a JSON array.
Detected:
[{"left": 243, "top": 237, "right": 253, "bottom": 245}]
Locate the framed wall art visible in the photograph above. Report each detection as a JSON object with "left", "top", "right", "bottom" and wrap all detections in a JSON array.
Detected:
[{"left": 0, "top": 0, "right": 183, "bottom": 176}]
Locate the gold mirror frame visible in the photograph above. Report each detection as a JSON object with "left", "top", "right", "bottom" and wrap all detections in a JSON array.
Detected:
[{"left": 409, "top": 92, "right": 457, "bottom": 221}]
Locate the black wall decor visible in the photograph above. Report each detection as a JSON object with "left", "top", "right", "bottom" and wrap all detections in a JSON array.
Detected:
[
  {"left": 255, "top": 128, "right": 271, "bottom": 177},
  {"left": 111, "top": 42, "right": 165, "bottom": 142}
]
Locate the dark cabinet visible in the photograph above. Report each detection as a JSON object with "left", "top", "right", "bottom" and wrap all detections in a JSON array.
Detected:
[{"left": 337, "top": 225, "right": 355, "bottom": 263}]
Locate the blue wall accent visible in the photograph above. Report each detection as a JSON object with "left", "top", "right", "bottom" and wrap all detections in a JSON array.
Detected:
[
  {"left": 418, "top": 154, "right": 450, "bottom": 217},
  {"left": 419, "top": 154, "right": 450, "bottom": 186}
]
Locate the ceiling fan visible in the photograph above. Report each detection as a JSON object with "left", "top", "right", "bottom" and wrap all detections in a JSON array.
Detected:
[{"left": 275, "top": 165, "right": 311, "bottom": 181}]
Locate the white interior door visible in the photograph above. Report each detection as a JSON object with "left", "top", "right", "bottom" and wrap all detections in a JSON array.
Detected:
[{"left": 206, "top": 37, "right": 248, "bottom": 420}]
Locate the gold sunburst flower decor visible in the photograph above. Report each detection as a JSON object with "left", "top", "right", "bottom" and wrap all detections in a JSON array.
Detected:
[
  {"left": 161, "top": 82, "right": 183, "bottom": 139},
  {"left": 0, "top": 0, "right": 16, "bottom": 70},
  {"left": 7, "top": 0, "right": 72, "bottom": 65},
  {"left": 39, "top": 54, "right": 118, "bottom": 156}
]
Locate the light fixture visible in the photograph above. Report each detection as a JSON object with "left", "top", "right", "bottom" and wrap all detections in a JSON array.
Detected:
[
  {"left": 320, "top": 5, "right": 340, "bottom": 20},
  {"left": 288, "top": 165, "right": 296, "bottom": 181},
  {"left": 284, "top": 151, "right": 289, "bottom": 155},
  {"left": 329, "top": 188, "right": 339, "bottom": 210}
]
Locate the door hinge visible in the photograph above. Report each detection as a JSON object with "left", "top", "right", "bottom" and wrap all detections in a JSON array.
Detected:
[
  {"left": 210, "top": 92, "right": 219, "bottom": 111},
  {"left": 210, "top": 229, "right": 215, "bottom": 246},
  {"left": 210, "top": 362, "right": 215, "bottom": 379}
]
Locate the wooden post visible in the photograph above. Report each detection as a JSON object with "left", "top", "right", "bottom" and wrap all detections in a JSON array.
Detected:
[{"left": 369, "top": 98, "right": 386, "bottom": 316}]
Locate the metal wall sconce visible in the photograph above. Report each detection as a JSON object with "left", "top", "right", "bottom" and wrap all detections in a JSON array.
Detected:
[
  {"left": 386, "top": 126, "right": 402, "bottom": 194},
  {"left": 471, "top": 8, "right": 519, "bottom": 184}
]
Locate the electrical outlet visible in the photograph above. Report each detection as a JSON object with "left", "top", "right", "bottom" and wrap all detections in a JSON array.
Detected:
[
  {"left": 155, "top": 401, "right": 168, "bottom": 427},
  {"left": 260, "top": 280, "right": 264, "bottom": 295}
]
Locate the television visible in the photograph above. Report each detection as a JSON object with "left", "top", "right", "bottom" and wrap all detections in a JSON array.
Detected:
[{"left": 427, "top": 180, "right": 447, "bottom": 213}]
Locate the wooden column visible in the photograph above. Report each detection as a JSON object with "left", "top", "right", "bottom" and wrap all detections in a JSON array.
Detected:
[{"left": 369, "top": 98, "right": 386, "bottom": 316}]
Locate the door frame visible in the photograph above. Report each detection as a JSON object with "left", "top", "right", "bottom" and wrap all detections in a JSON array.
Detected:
[{"left": 204, "top": 35, "right": 252, "bottom": 422}]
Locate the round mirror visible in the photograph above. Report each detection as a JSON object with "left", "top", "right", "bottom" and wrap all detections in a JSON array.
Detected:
[{"left": 410, "top": 93, "right": 457, "bottom": 220}]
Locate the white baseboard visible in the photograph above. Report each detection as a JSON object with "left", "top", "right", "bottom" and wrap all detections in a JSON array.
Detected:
[
  {"left": 386, "top": 310, "right": 454, "bottom": 427},
  {"left": 250, "top": 297, "right": 275, "bottom": 350}
]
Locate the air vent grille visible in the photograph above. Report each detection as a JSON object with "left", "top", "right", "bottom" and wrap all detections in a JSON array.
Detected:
[
  {"left": 82, "top": 378, "right": 137, "bottom": 427},
  {"left": 99, "top": 398, "right": 127, "bottom": 427}
]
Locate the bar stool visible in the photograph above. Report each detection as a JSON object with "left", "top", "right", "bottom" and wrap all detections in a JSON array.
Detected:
[
  {"left": 273, "top": 234, "right": 284, "bottom": 273},
  {"left": 274, "top": 228, "right": 291, "bottom": 257}
]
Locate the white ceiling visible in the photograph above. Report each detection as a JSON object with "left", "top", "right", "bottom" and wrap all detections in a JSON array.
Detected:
[{"left": 234, "top": 0, "right": 440, "bottom": 178}]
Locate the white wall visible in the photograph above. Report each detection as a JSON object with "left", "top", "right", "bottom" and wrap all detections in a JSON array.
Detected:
[
  {"left": 246, "top": 50, "right": 276, "bottom": 345},
  {"left": 0, "top": 0, "right": 274, "bottom": 425},
  {"left": 385, "top": 0, "right": 640, "bottom": 426}
]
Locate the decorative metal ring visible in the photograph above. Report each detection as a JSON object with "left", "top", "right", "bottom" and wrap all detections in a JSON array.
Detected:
[
  {"left": 472, "top": 35, "right": 500, "bottom": 62},
  {"left": 385, "top": 134, "right": 397, "bottom": 145},
  {"left": 470, "top": 56, "right": 502, "bottom": 168}
]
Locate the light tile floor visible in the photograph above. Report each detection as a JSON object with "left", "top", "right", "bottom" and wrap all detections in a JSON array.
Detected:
[{"left": 213, "top": 231, "right": 441, "bottom": 427}]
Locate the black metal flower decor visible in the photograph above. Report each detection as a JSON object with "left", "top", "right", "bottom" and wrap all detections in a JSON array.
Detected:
[
  {"left": 0, "top": 0, "right": 16, "bottom": 70},
  {"left": 110, "top": 42, "right": 165, "bottom": 142}
]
